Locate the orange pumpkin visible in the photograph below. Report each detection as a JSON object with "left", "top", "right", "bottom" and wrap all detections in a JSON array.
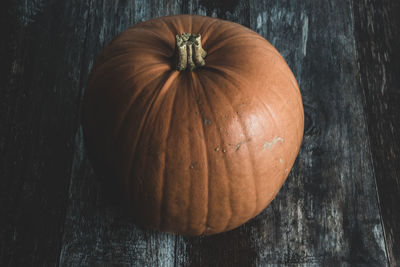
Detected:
[{"left": 82, "top": 15, "right": 304, "bottom": 235}]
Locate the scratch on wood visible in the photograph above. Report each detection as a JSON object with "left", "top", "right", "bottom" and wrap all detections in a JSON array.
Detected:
[{"left": 301, "top": 12, "right": 309, "bottom": 56}]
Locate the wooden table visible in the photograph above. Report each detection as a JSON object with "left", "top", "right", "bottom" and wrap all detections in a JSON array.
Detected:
[{"left": 1, "top": 0, "right": 399, "bottom": 266}]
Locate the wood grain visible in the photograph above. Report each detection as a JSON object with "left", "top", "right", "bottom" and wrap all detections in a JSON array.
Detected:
[
  {"left": 1, "top": 0, "right": 91, "bottom": 266},
  {"left": 1, "top": 0, "right": 398, "bottom": 266},
  {"left": 353, "top": 0, "right": 400, "bottom": 265}
]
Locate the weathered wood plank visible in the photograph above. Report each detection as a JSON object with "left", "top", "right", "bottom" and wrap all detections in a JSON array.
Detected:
[
  {"left": 0, "top": 0, "right": 91, "bottom": 266},
  {"left": 352, "top": 0, "right": 400, "bottom": 265}
]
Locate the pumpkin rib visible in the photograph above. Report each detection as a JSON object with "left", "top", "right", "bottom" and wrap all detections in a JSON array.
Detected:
[
  {"left": 123, "top": 71, "right": 178, "bottom": 227},
  {"left": 204, "top": 25, "right": 245, "bottom": 55},
  {"left": 107, "top": 64, "right": 167, "bottom": 96},
  {"left": 100, "top": 42, "right": 171, "bottom": 59},
  {"left": 200, "top": 69, "right": 259, "bottom": 229},
  {"left": 199, "top": 67, "right": 286, "bottom": 219},
  {"left": 194, "top": 17, "right": 216, "bottom": 44},
  {"left": 268, "top": 77, "right": 303, "bottom": 151},
  {"left": 200, "top": 59, "right": 301, "bottom": 224},
  {"left": 198, "top": 72, "right": 250, "bottom": 232},
  {"left": 209, "top": 22, "right": 243, "bottom": 41},
  {"left": 207, "top": 35, "right": 273, "bottom": 57},
  {"left": 113, "top": 69, "right": 170, "bottom": 141},
  {"left": 293, "top": 94, "right": 304, "bottom": 150},
  {"left": 196, "top": 75, "right": 232, "bottom": 234},
  {"left": 99, "top": 31, "right": 172, "bottom": 61},
  {"left": 157, "top": 18, "right": 177, "bottom": 40},
  {"left": 209, "top": 43, "right": 280, "bottom": 59},
  {"left": 154, "top": 82, "right": 180, "bottom": 230},
  {"left": 258, "top": 50, "right": 303, "bottom": 103},
  {"left": 123, "top": 87, "right": 161, "bottom": 221},
  {"left": 158, "top": 16, "right": 184, "bottom": 38},
  {"left": 253, "top": 49, "right": 304, "bottom": 118},
  {"left": 264, "top": 82, "right": 298, "bottom": 130},
  {"left": 86, "top": 70, "right": 170, "bottom": 197},
  {"left": 90, "top": 60, "right": 169, "bottom": 88},
  {"left": 254, "top": 55, "right": 304, "bottom": 148},
  {"left": 123, "top": 28, "right": 173, "bottom": 52},
  {"left": 266, "top": 85, "right": 303, "bottom": 150},
  {"left": 205, "top": 44, "right": 283, "bottom": 79},
  {"left": 88, "top": 57, "right": 146, "bottom": 79},
  {"left": 207, "top": 65, "right": 293, "bottom": 147},
  {"left": 144, "top": 72, "right": 180, "bottom": 230},
  {"left": 211, "top": 43, "right": 281, "bottom": 62},
  {"left": 140, "top": 89, "right": 173, "bottom": 228},
  {"left": 259, "top": 100, "right": 282, "bottom": 143},
  {"left": 205, "top": 65, "right": 281, "bottom": 139},
  {"left": 253, "top": 96, "right": 289, "bottom": 212},
  {"left": 167, "top": 15, "right": 186, "bottom": 36},
  {"left": 111, "top": 40, "right": 172, "bottom": 59},
  {"left": 191, "top": 74, "right": 211, "bottom": 235},
  {"left": 195, "top": 18, "right": 222, "bottom": 47},
  {"left": 183, "top": 74, "right": 194, "bottom": 234},
  {"left": 226, "top": 109, "right": 258, "bottom": 231}
]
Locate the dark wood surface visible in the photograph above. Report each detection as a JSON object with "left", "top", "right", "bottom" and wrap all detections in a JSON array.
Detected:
[
  {"left": 353, "top": 1, "right": 400, "bottom": 265},
  {"left": 1, "top": 0, "right": 399, "bottom": 266}
]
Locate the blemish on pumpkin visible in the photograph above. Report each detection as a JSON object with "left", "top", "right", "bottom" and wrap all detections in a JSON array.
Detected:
[
  {"left": 203, "top": 118, "right": 211, "bottom": 126},
  {"left": 232, "top": 138, "right": 251, "bottom": 151},
  {"left": 189, "top": 161, "right": 198, "bottom": 169},
  {"left": 263, "top": 137, "right": 284, "bottom": 151},
  {"left": 285, "top": 168, "right": 289, "bottom": 173},
  {"left": 214, "top": 147, "right": 220, "bottom": 152},
  {"left": 234, "top": 141, "right": 245, "bottom": 151},
  {"left": 222, "top": 149, "right": 226, "bottom": 153},
  {"left": 196, "top": 130, "right": 203, "bottom": 139},
  {"left": 280, "top": 158, "right": 283, "bottom": 163}
]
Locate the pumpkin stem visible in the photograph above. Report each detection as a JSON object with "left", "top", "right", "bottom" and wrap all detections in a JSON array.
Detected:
[{"left": 175, "top": 33, "right": 207, "bottom": 71}]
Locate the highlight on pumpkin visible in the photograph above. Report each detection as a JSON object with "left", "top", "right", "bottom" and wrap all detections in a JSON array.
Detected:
[{"left": 175, "top": 33, "right": 207, "bottom": 71}]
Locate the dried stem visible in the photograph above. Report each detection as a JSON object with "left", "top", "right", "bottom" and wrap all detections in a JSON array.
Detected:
[{"left": 175, "top": 33, "right": 207, "bottom": 71}]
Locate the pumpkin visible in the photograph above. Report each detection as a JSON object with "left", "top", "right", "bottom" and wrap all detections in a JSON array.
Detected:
[{"left": 82, "top": 15, "right": 304, "bottom": 236}]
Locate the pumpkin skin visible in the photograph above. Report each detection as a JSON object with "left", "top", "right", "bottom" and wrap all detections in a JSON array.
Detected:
[{"left": 82, "top": 15, "right": 304, "bottom": 236}]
